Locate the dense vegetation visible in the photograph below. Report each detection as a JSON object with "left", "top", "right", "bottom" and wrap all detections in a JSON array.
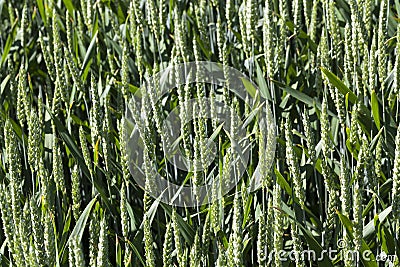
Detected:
[{"left": 1, "top": 0, "right": 400, "bottom": 266}]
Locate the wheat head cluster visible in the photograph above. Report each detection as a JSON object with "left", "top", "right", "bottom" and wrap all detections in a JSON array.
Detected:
[{"left": 0, "top": 0, "right": 400, "bottom": 266}]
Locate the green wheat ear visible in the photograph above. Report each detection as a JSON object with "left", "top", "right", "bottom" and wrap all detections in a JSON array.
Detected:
[
  {"left": 263, "top": 0, "right": 275, "bottom": 77},
  {"left": 120, "top": 182, "right": 129, "bottom": 240},
  {"left": 291, "top": 221, "right": 305, "bottom": 267},
  {"left": 52, "top": 139, "right": 66, "bottom": 195},
  {"left": 377, "top": 0, "right": 388, "bottom": 87},
  {"left": 392, "top": 125, "right": 400, "bottom": 234},
  {"left": 339, "top": 157, "right": 351, "bottom": 217},
  {"left": 71, "top": 164, "right": 82, "bottom": 221},
  {"left": 89, "top": 208, "right": 100, "bottom": 267},
  {"left": 173, "top": 209, "right": 186, "bottom": 267},
  {"left": 285, "top": 118, "right": 305, "bottom": 209},
  {"left": 162, "top": 222, "right": 174, "bottom": 267},
  {"left": 273, "top": 184, "right": 283, "bottom": 267},
  {"left": 302, "top": 109, "right": 316, "bottom": 164},
  {"left": 189, "top": 231, "right": 201, "bottom": 266},
  {"left": 143, "top": 202, "right": 156, "bottom": 267},
  {"left": 97, "top": 216, "right": 110, "bottom": 267},
  {"left": 201, "top": 213, "right": 211, "bottom": 266},
  {"left": 2, "top": 0, "right": 400, "bottom": 266},
  {"left": 70, "top": 235, "right": 86, "bottom": 267},
  {"left": 227, "top": 191, "right": 243, "bottom": 267},
  {"left": 17, "top": 64, "right": 29, "bottom": 127},
  {"left": 216, "top": 240, "right": 228, "bottom": 267},
  {"left": 257, "top": 209, "right": 267, "bottom": 266},
  {"left": 79, "top": 126, "right": 93, "bottom": 177}
]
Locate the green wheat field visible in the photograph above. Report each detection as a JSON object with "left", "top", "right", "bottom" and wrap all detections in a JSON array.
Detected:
[{"left": 0, "top": 0, "right": 400, "bottom": 266}]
